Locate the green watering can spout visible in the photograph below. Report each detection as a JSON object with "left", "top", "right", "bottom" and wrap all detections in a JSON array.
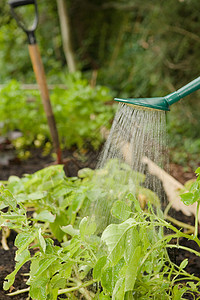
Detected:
[{"left": 114, "top": 76, "right": 200, "bottom": 112}]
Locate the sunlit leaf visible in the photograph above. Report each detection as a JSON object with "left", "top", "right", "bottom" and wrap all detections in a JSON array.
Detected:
[
  {"left": 93, "top": 256, "right": 107, "bottom": 280},
  {"left": 35, "top": 210, "right": 55, "bottom": 223},
  {"left": 102, "top": 218, "right": 135, "bottom": 266},
  {"left": 111, "top": 200, "right": 131, "bottom": 221},
  {"left": 61, "top": 224, "right": 80, "bottom": 237},
  {"left": 79, "top": 216, "right": 96, "bottom": 239}
]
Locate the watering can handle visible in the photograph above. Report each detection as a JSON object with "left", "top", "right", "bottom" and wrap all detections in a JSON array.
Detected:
[
  {"left": 165, "top": 76, "right": 200, "bottom": 105},
  {"left": 8, "top": 0, "right": 35, "bottom": 8},
  {"left": 176, "top": 76, "right": 200, "bottom": 98}
]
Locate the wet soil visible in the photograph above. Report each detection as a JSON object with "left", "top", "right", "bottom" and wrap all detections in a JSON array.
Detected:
[{"left": 0, "top": 147, "right": 199, "bottom": 299}]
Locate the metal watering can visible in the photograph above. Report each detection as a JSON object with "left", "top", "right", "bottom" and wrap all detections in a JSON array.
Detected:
[{"left": 115, "top": 76, "right": 200, "bottom": 111}]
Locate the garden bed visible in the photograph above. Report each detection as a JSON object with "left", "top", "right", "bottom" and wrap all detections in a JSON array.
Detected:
[
  {"left": 0, "top": 148, "right": 197, "bottom": 184},
  {"left": 0, "top": 147, "right": 99, "bottom": 299},
  {"left": 0, "top": 148, "right": 200, "bottom": 299}
]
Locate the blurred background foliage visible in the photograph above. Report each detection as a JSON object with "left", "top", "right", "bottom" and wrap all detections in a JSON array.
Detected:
[{"left": 0, "top": 0, "right": 200, "bottom": 167}]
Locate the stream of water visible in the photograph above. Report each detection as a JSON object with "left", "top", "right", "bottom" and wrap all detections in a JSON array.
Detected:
[
  {"left": 98, "top": 103, "right": 167, "bottom": 171},
  {"left": 90, "top": 103, "right": 168, "bottom": 231}
]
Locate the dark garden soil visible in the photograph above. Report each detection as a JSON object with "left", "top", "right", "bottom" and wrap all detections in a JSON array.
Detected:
[
  {"left": 0, "top": 146, "right": 199, "bottom": 299},
  {"left": 0, "top": 146, "right": 99, "bottom": 181}
]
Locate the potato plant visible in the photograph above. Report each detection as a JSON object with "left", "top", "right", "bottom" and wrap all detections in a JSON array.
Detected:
[{"left": 1, "top": 163, "right": 200, "bottom": 299}]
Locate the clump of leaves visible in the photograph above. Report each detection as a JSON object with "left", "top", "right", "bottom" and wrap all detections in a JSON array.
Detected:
[
  {"left": 79, "top": 159, "right": 160, "bottom": 232},
  {"left": 1, "top": 163, "right": 200, "bottom": 299},
  {"left": 0, "top": 74, "right": 115, "bottom": 153},
  {"left": 3, "top": 165, "right": 86, "bottom": 241}
]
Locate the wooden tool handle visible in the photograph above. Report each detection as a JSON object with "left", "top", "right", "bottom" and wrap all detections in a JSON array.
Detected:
[{"left": 28, "top": 44, "right": 62, "bottom": 163}]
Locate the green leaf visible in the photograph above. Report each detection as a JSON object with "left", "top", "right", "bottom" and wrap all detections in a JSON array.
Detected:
[
  {"left": 138, "top": 187, "right": 160, "bottom": 208},
  {"left": 29, "top": 277, "right": 48, "bottom": 300},
  {"left": 71, "top": 193, "right": 86, "bottom": 212},
  {"left": 29, "top": 256, "right": 57, "bottom": 283},
  {"left": 4, "top": 249, "right": 30, "bottom": 290},
  {"left": 78, "top": 168, "right": 94, "bottom": 178},
  {"left": 86, "top": 188, "right": 104, "bottom": 202},
  {"left": 195, "top": 167, "right": 200, "bottom": 175},
  {"left": 102, "top": 218, "right": 135, "bottom": 266},
  {"left": 0, "top": 212, "right": 26, "bottom": 221},
  {"left": 172, "top": 285, "right": 188, "bottom": 300},
  {"left": 79, "top": 264, "right": 92, "bottom": 280},
  {"left": 101, "top": 259, "right": 125, "bottom": 293},
  {"left": 93, "top": 256, "right": 107, "bottom": 280},
  {"left": 124, "top": 227, "right": 139, "bottom": 263},
  {"left": 113, "top": 277, "right": 125, "bottom": 300},
  {"left": 125, "top": 246, "right": 141, "bottom": 291},
  {"left": 0, "top": 185, "right": 17, "bottom": 210},
  {"left": 50, "top": 211, "right": 68, "bottom": 242},
  {"left": 35, "top": 210, "right": 56, "bottom": 223},
  {"left": 28, "top": 191, "right": 47, "bottom": 200},
  {"left": 51, "top": 274, "right": 66, "bottom": 289},
  {"left": 124, "top": 291, "right": 134, "bottom": 300},
  {"left": 139, "top": 226, "right": 150, "bottom": 252},
  {"left": 8, "top": 175, "right": 20, "bottom": 183},
  {"left": 67, "top": 193, "right": 86, "bottom": 224},
  {"left": 180, "top": 192, "right": 195, "bottom": 205},
  {"left": 3, "top": 276, "right": 15, "bottom": 291},
  {"left": 38, "top": 228, "right": 46, "bottom": 253},
  {"left": 179, "top": 258, "right": 188, "bottom": 270},
  {"left": 79, "top": 216, "right": 96, "bottom": 239},
  {"left": 190, "top": 181, "right": 199, "bottom": 192},
  {"left": 61, "top": 224, "right": 80, "bottom": 237},
  {"left": 127, "top": 193, "right": 142, "bottom": 212},
  {"left": 15, "top": 231, "right": 37, "bottom": 255},
  {"left": 111, "top": 200, "right": 131, "bottom": 221}
]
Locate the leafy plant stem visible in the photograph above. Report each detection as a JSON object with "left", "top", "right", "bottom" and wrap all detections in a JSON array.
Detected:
[
  {"left": 7, "top": 287, "right": 30, "bottom": 296},
  {"left": 139, "top": 228, "right": 200, "bottom": 275},
  {"left": 85, "top": 244, "right": 98, "bottom": 262},
  {"left": 138, "top": 234, "right": 176, "bottom": 273},
  {"left": 166, "top": 215, "right": 195, "bottom": 233},
  {"left": 166, "top": 244, "right": 200, "bottom": 259},
  {"left": 168, "top": 260, "right": 200, "bottom": 285},
  {"left": 72, "top": 265, "right": 95, "bottom": 299},
  {"left": 158, "top": 217, "right": 200, "bottom": 248},
  {"left": 57, "top": 279, "right": 97, "bottom": 296},
  {"left": 163, "top": 201, "right": 173, "bottom": 218}
]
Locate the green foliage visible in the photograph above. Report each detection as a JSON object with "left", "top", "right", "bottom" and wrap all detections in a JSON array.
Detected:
[
  {"left": 3, "top": 164, "right": 84, "bottom": 241},
  {"left": 50, "top": 72, "right": 115, "bottom": 149},
  {"left": 1, "top": 162, "right": 200, "bottom": 298},
  {"left": 78, "top": 159, "right": 160, "bottom": 232},
  {"left": 0, "top": 74, "right": 115, "bottom": 152},
  {"left": 0, "top": 80, "right": 44, "bottom": 148},
  {"left": 180, "top": 168, "right": 200, "bottom": 206}
]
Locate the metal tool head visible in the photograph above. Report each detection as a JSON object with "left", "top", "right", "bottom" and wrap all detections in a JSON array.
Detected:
[{"left": 8, "top": 0, "right": 38, "bottom": 44}]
